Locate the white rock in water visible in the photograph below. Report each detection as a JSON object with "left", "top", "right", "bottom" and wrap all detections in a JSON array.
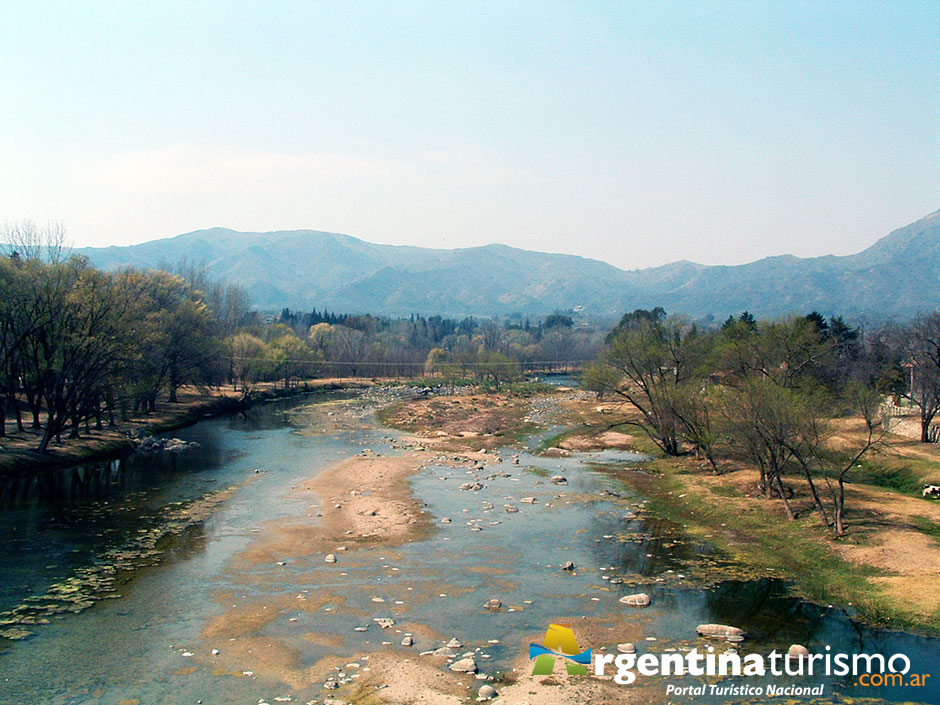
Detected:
[
  {"left": 561, "top": 561, "right": 576, "bottom": 571},
  {"left": 616, "top": 643, "right": 636, "bottom": 654},
  {"left": 696, "top": 624, "right": 747, "bottom": 640},
  {"left": 374, "top": 618, "right": 395, "bottom": 628},
  {"left": 401, "top": 635, "right": 414, "bottom": 646},
  {"left": 483, "top": 598, "right": 502, "bottom": 611},
  {"left": 325, "top": 553, "right": 337, "bottom": 563},
  {"left": 478, "top": 684, "right": 497, "bottom": 700},
  {"left": 787, "top": 644, "right": 810, "bottom": 659},
  {"left": 449, "top": 658, "right": 477, "bottom": 673},
  {"left": 504, "top": 504, "right": 518, "bottom": 513},
  {"left": 549, "top": 475, "right": 568, "bottom": 485},
  {"left": 520, "top": 497, "right": 537, "bottom": 504},
  {"left": 446, "top": 638, "right": 463, "bottom": 648},
  {"left": 619, "top": 593, "right": 651, "bottom": 607}
]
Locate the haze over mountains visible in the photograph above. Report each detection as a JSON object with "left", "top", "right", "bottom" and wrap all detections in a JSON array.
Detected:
[{"left": 78, "top": 209, "right": 940, "bottom": 320}]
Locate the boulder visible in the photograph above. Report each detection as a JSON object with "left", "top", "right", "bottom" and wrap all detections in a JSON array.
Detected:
[
  {"left": 449, "top": 658, "right": 477, "bottom": 673},
  {"left": 561, "top": 561, "right": 576, "bottom": 571},
  {"left": 787, "top": 644, "right": 810, "bottom": 659},
  {"left": 478, "top": 684, "right": 497, "bottom": 700},
  {"left": 483, "top": 598, "right": 502, "bottom": 611},
  {"left": 696, "top": 624, "right": 746, "bottom": 641},
  {"left": 619, "top": 593, "right": 651, "bottom": 607},
  {"left": 542, "top": 447, "right": 571, "bottom": 458},
  {"left": 616, "top": 643, "right": 636, "bottom": 654},
  {"left": 549, "top": 475, "right": 568, "bottom": 485}
]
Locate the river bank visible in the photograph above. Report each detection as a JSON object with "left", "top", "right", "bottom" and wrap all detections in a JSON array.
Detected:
[
  {"left": 0, "top": 378, "right": 373, "bottom": 477},
  {"left": 512, "top": 396, "right": 940, "bottom": 635}
]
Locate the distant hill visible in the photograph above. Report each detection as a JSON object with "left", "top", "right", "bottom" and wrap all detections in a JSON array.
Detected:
[{"left": 77, "top": 209, "right": 940, "bottom": 319}]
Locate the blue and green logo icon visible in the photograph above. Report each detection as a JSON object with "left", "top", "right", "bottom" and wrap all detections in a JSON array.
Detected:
[{"left": 529, "top": 623, "right": 591, "bottom": 675}]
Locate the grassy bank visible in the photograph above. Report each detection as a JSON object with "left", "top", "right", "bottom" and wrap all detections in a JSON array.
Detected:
[{"left": 586, "top": 439, "right": 940, "bottom": 634}]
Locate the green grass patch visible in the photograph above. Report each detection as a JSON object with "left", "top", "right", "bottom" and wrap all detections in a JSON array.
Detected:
[{"left": 912, "top": 516, "right": 940, "bottom": 544}]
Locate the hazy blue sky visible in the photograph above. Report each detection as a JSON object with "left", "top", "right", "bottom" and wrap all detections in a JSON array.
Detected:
[{"left": 1, "top": 1, "right": 938, "bottom": 268}]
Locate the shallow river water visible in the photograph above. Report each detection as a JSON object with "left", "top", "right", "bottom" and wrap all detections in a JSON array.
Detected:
[{"left": 0, "top": 392, "right": 936, "bottom": 705}]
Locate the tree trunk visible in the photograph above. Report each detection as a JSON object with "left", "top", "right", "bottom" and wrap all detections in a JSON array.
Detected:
[
  {"left": 12, "top": 394, "right": 24, "bottom": 433},
  {"left": 798, "top": 464, "right": 831, "bottom": 527},
  {"left": 772, "top": 475, "right": 795, "bottom": 520}
]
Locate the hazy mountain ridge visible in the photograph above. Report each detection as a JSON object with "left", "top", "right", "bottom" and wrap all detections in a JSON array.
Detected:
[{"left": 76, "top": 210, "right": 940, "bottom": 319}]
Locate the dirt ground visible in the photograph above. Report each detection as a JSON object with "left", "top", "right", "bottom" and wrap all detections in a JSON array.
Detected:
[{"left": 379, "top": 394, "right": 535, "bottom": 451}]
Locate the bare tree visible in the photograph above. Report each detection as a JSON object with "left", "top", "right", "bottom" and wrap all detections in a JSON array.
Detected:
[
  {"left": 2, "top": 220, "right": 70, "bottom": 263},
  {"left": 904, "top": 312, "right": 940, "bottom": 443}
]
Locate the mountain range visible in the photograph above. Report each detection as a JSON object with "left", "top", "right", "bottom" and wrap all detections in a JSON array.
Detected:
[{"left": 77, "top": 209, "right": 940, "bottom": 320}]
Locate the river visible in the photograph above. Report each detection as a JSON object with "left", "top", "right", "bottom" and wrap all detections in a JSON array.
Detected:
[{"left": 0, "top": 391, "right": 935, "bottom": 705}]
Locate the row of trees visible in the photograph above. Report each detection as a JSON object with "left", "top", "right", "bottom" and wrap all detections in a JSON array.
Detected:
[
  {"left": 0, "top": 224, "right": 605, "bottom": 452},
  {"left": 586, "top": 308, "right": 940, "bottom": 535},
  {"left": 226, "top": 314, "right": 602, "bottom": 391},
  {"left": 0, "top": 243, "right": 252, "bottom": 451}
]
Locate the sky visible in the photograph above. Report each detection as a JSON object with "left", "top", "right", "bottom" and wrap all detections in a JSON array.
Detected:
[{"left": 1, "top": 1, "right": 938, "bottom": 270}]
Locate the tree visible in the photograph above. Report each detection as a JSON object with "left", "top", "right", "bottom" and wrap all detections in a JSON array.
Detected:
[
  {"left": 266, "top": 333, "right": 318, "bottom": 389},
  {"left": 475, "top": 350, "right": 521, "bottom": 390},
  {"left": 424, "top": 347, "right": 447, "bottom": 377},
  {"left": 231, "top": 333, "right": 266, "bottom": 391},
  {"left": 124, "top": 270, "right": 216, "bottom": 410},
  {"left": 824, "top": 383, "right": 887, "bottom": 535},
  {"left": 904, "top": 312, "right": 940, "bottom": 443},
  {"left": 589, "top": 314, "right": 709, "bottom": 456},
  {"left": 24, "top": 259, "right": 135, "bottom": 452}
]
